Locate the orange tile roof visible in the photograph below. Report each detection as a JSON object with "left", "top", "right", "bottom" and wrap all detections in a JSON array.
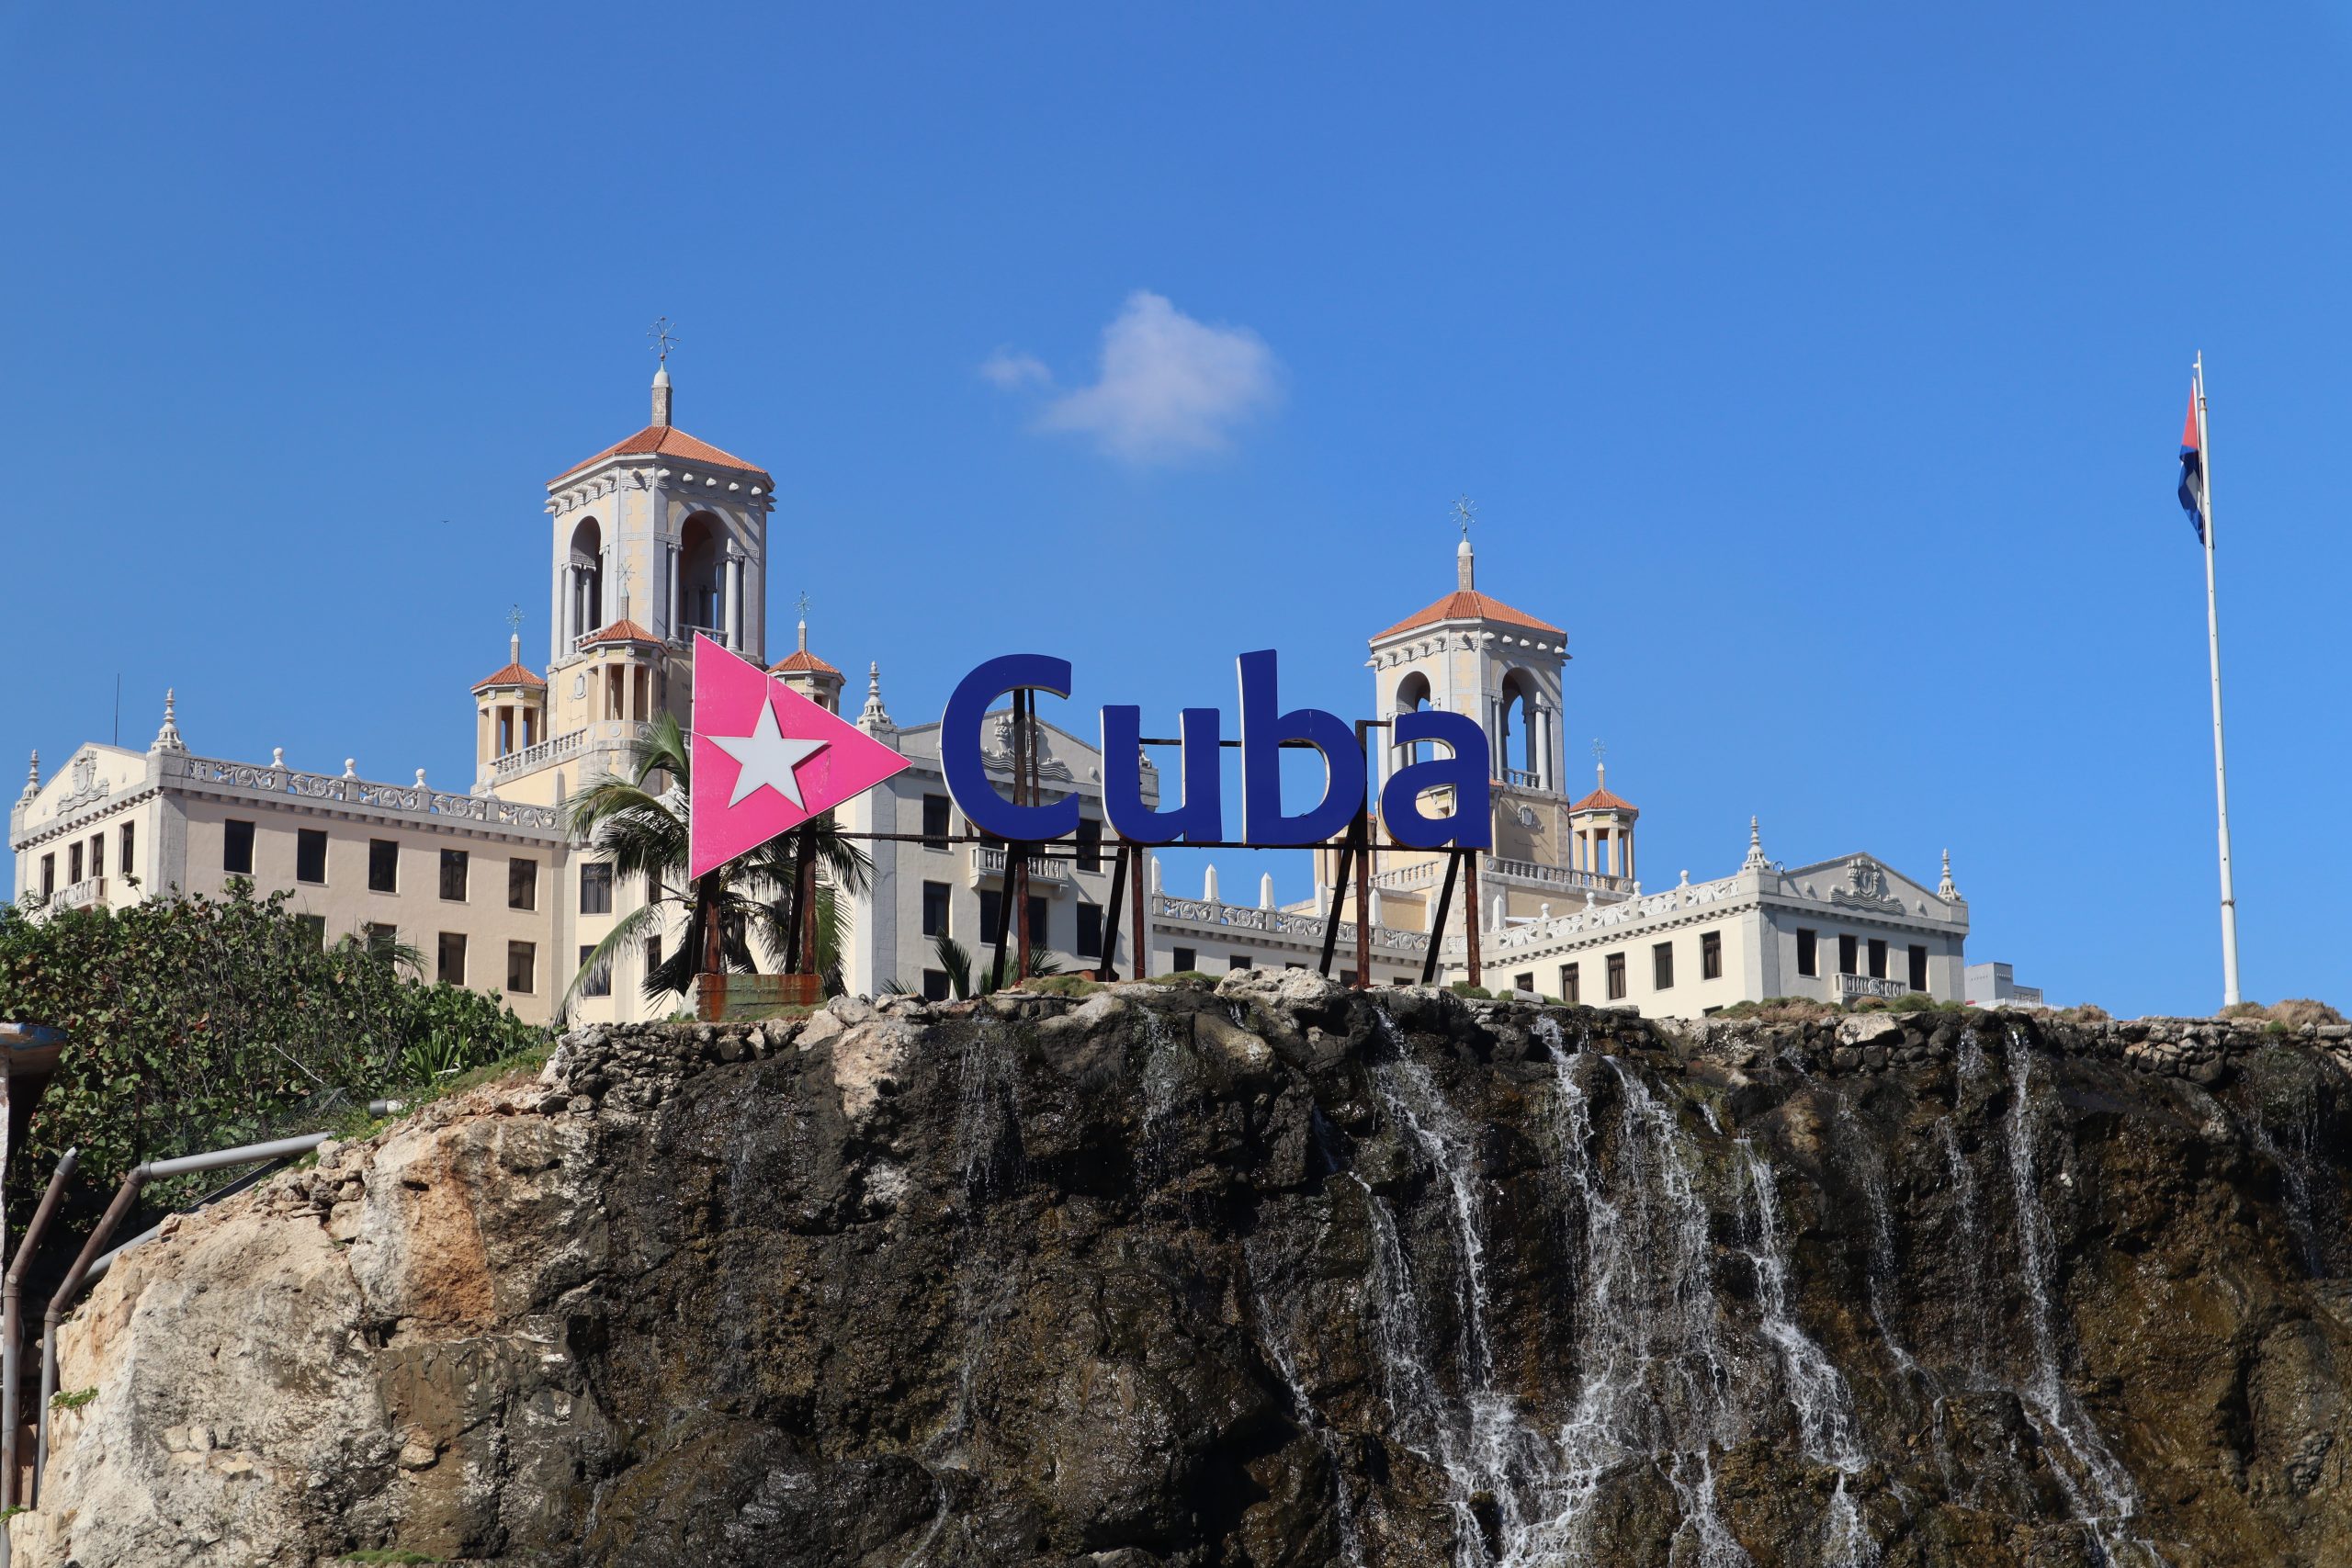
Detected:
[
  {"left": 1372, "top": 590, "right": 1566, "bottom": 642},
  {"left": 471, "top": 660, "right": 547, "bottom": 693},
  {"left": 1570, "top": 784, "right": 1639, "bottom": 816},
  {"left": 769, "top": 649, "right": 842, "bottom": 677},
  {"left": 581, "top": 618, "right": 662, "bottom": 647},
  {"left": 549, "top": 424, "right": 771, "bottom": 486}
]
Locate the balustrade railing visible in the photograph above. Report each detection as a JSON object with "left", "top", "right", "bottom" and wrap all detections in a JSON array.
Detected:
[
  {"left": 1149, "top": 893, "right": 1431, "bottom": 954},
  {"left": 972, "top": 845, "right": 1075, "bottom": 884},
  {"left": 494, "top": 727, "right": 587, "bottom": 780},
  {"left": 1836, "top": 973, "right": 1911, "bottom": 1000},
  {"left": 167, "top": 753, "right": 562, "bottom": 833}
]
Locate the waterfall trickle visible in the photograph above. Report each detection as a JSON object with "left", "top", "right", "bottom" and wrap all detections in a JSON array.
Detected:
[
  {"left": 1739, "top": 1141, "right": 1876, "bottom": 1568},
  {"left": 1999, "top": 1026, "right": 2167, "bottom": 1567}
]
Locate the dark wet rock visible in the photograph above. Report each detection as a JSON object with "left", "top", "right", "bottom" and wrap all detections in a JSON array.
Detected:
[{"left": 19, "top": 997, "right": 2352, "bottom": 1567}]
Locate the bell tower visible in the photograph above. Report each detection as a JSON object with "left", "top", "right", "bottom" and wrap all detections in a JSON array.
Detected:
[
  {"left": 542, "top": 341, "right": 775, "bottom": 683},
  {"left": 1366, "top": 513, "right": 1569, "bottom": 804}
]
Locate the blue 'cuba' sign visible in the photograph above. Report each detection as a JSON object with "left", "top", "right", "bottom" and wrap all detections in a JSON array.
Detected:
[{"left": 940, "top": 650, "right": 1491, "bottom": 850}]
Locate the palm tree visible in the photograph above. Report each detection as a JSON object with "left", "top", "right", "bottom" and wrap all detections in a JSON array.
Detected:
[
  {"left": 882, "top": 932, "right": 1064, "bottom": 1000},
  {"left": 560, "top": 711, "right": 874, "bottom": 1018}
]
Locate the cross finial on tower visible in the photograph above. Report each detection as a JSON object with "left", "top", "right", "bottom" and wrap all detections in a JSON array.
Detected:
[
  {"left": 649, "top": 318, "right": 678, "bottom": 425},
  {"left": 1591, "top": 737, "right": 1606, "bottom": 786},
  {"left": 506, "top": 604, "right": 525, "bottom": 663},
  {"left": 795, "top": 591, "right": 811, "bottom": 653},
  {"left": 1453, "top": 496, "right": 1477, "bottom": 590}
]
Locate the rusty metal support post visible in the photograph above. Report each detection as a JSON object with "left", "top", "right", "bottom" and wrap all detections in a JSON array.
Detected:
[
  {"left": 796, "top": 834, "right": 819, "bottom": 976},
  {"left": 1316, "top": 840, "right": 1354, "bottom": 979},
  {"left": 1351, "top": 816, "right": 1372, "bottom": 988},
  {"left": 1463, "top": 850, "right": 1484, "bottom": 989},
  {"left": 1419, "top": 852, "right": 1460, "bottom": 987},
  {"left": 1130, "top": 841, "right": 1149, "bottom": 978},
  {"left": 2, "top": 1148, "right": 75, "bottom": 1510},
  {"left": 1098, "top": 842, "right": 1128, "bottom": 981}
]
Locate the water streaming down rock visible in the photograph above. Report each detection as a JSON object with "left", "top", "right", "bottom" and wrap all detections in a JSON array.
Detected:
[
  {"left": 17, "top": 978, "right": 2352, "bottom": 1568},
  {"left": 1996, "top": 1025, "right": 2165, "bottom": 1567}
]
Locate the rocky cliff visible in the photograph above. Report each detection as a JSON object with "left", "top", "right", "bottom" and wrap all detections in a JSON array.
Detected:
[{"left": 13, "top": 976, "right": 2351, "bottom": 1568}]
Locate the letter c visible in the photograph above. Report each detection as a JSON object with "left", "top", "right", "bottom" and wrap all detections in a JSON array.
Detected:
[{"left": 941, "top": 654, "right": 1082, "bottom": 843}]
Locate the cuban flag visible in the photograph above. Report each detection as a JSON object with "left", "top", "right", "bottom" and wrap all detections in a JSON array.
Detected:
[{"left": 2177, "top": 389, "right": 2206, "bottom": 545}]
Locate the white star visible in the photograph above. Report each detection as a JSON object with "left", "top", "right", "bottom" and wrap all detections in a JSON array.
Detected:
[{"left": 707, "top": 696, "right": 829, "bottom": 810}]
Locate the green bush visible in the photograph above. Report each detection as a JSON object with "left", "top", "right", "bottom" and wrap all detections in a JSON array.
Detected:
[
  {"left": 0, "top": 886, "right": 547, "bottom": 1218},
  {"left": 1449, "top": 983, "right": 1494, "bottom": 1000}
]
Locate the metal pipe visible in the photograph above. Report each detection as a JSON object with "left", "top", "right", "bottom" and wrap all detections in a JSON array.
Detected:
[
  {"left": 33, "top": 1132, "right": 328, "bottom": 1503},
  {"left": 2, "top": 1148, "right": 76, "bottom": 1511}
]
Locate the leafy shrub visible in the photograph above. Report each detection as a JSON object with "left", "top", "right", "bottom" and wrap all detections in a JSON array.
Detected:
[
  {"left": 1021, "top": 975, "right": 1103, "bottom": 998},
  {"left": 1714, "top": 997, "right": 1839, "bottom": 1023},
  {"left": 0, "top": 886, "right": 546, "bottom": 1222},
  {"left": 1449, "top": 983, "right": 1494, "bottom": 1000},
  {"left": 1148, "top": 971, "right": 1216, "bottom": 988},
  {"left": 2267, "top": 998, "right": 2345, "bottom": 1029},
  {"left": 48, "top": 1387, "right": 96, "bottom": 1411}
]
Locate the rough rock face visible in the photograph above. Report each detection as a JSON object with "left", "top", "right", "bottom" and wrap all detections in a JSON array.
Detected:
[{"left": 13, "top": 977, "right": 2352, "bottom": 1567}]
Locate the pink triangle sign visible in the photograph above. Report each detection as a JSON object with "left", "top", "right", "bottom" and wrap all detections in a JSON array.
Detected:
[{"left": 688, "top": 636, "right": 910, "bottom": 881}]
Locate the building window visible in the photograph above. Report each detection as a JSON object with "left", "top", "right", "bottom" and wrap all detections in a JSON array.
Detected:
[
  {"left": 508, "top": 857, "right": 537, "bottom": 911},
  {"left": 1075, "top": 816, "right": 1102, "bottom": 873},
  {"left": 364, "top": 921, "right": 398, "bottom": 956},
  {"left": 1172, "top": 945, "right": 1197, "bottom": 974},
  {"left": 1908, "top": 943, "right": 1929, "bottom": 993},
  {"left": 580, "top": 863, "right": 613, "bottom": 915},
  {"left": 1340, "top": 969, "right": 1359, "bottom": 987},
  {"left": 1076, "top": 902, "right": 1103, "bottom": 960},
  {"left": 978, "top": 889, "right": 1003, "bottom": 943},
  {"left": 437, "top": 931, "right": 467, "bottom": 986},
  {"left": 89, "top": 833, "right": 103, "bottom": 879},
  {"left": 922, "top": 794, "right": 952, "bottom": 850},
  {"left": 1230, "top": 953, "right": 1254, "bottom": 971},
  {"left": 368, "top": 839, "right": 399, "bottom": 893},
  {"left": 1561, "top": 962, "right": 1580, "bottom": 1004},
  {"left": 1868, "top": 938, "right": 1888, "bottom": 980},
  {"left": 1653, "top": 942, "right": 1674, "bottom": 990},
  {"left": 1027, "top": 896, "right": 1048, "bottom": 947},
  {"left": 1838, "top": 933, "right": 1859, "bottom": 976},
  {"left": 39, "top": 855, "right": 53, "bottom": 898},
  {"left": 1514, "top": 972, "right": 1533, "bottom": 995},
  {"left": 119, "top": 822, "right": 134, "bottom": 879},
  {"left": 1796, "top": 928, "right": 1818, "bottom": 977},
  {"left": 68, "top": 843, "right": 82, "bottom": 885},
  {"left": 223, "top": 818, "right": 256, "bottom": 875},
  {"left": 579, "top": 944, "right": 611, "bottom": 998},
  {"left": 645, "top": 935, "right": 662, "bottom": 979},
  {"left": 1606, "top": 952, "right": 1627, "bottom": 1000},
  {"left": 1701, "top": 931, "right": 1723, "bottom": 981},
  {"left": 922, "top": 969, "right": 952, "bottom": 1001},
  {"left": 922, "top": 880, "right": 951, "bottom": 938},
  {"left": 440, "top": 849, "right": 469, "bottom": 902},
  {"left": 506, "top": 941, "right": 536, "bottom": 995},
  {"left": 296, "top": 913, "right": 325, "bottom": 947},
  {"left": 296, "top": 829, "right": 328, "bottom": 885}
]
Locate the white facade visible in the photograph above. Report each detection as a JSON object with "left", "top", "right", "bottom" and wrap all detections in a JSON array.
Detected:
[{"left": 11, "top": 377, "right": 1977, "bottom": 1022}]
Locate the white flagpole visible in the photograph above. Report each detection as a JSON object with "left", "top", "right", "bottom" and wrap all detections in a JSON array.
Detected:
[{"left": 2195, "top": 352, "right": 2243, "bottom": 1007}]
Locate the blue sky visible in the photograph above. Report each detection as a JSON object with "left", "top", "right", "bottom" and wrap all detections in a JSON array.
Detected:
[{"left": 4, "top": 2, "right": 2346, "bottom": 1014}]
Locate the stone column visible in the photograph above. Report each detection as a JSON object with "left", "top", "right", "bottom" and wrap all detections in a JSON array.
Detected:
[{"left": 723, "top": 549, "right": 742, "bottom": 650}]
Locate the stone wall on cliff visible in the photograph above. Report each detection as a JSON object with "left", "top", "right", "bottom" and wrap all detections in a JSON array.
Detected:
[{"left": 12, "top": 976, "right": 2350, "bottom": 1568}]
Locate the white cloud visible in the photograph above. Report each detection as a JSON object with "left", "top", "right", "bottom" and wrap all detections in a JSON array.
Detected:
[
  {"left": 996, "top": 291, "right": 1281, "bottom": 463},
  {"left": 978, "top": 349, "right": 1051, "bottom": 389}
]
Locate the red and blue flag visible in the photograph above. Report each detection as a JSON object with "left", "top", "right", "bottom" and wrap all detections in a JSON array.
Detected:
[{"left": 2177, "top": 390, "right": 2206, "bottom": 545}]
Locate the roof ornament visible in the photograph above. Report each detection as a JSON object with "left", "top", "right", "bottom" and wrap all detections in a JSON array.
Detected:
[
  {"left": 1939, "top": 848, "right": 1960, "bottom": 901},
  {"left": 1742, "top": 814, "right": 1771, "bottom": 873},
  {"left": 151, "top": 688, "right": 187, "bottom": 755},
  {"left": 859, "top": 661, "right": 893, "bottom": 729},
  {"left": 649, "top": 316, "right": 679, "bottom": 426},
  {"left": 506, "top": 604, "right": 526, "bottom": 666},
  {"left": 1592, "top": 737, "right": 1606, "bottom": 791},
  {"left": 1453, "top": 495, "right": 1476, "bottom": 591},
  {"left": 19, "top": 750, "right": 37, "bottom": 801},
  {"left": 797, "top": 591, "right": 811, "bottom": 654}
]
